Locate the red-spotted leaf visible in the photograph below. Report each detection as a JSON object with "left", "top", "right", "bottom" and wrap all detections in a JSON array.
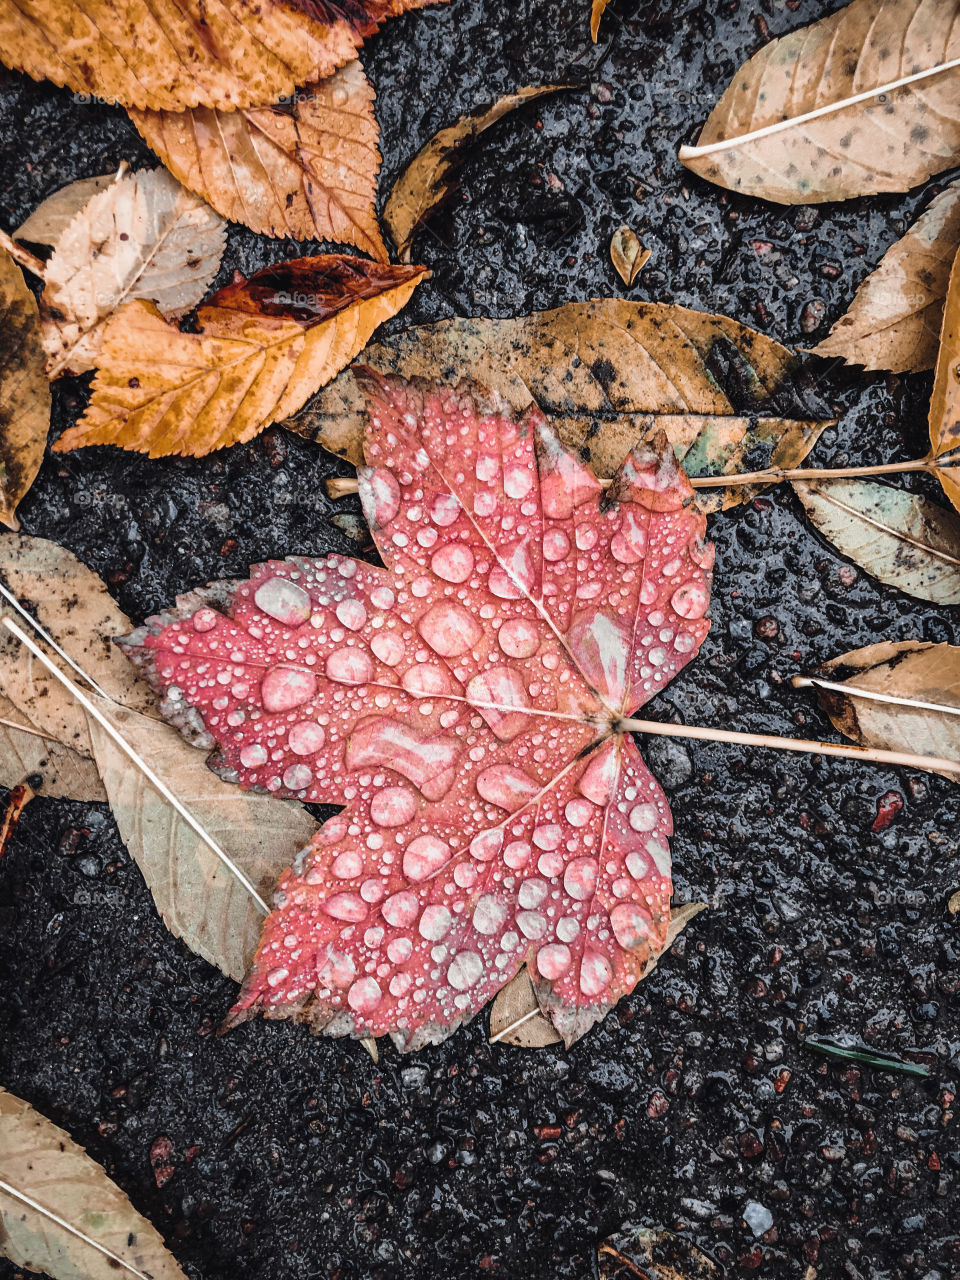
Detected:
[{"left": 123, "top": 373, "right": 713, "bottom": 1050}]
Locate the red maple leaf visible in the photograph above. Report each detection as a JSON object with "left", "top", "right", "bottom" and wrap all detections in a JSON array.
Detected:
[{"left": 124, "top": 373, "right": 713, "bottom": 1049}]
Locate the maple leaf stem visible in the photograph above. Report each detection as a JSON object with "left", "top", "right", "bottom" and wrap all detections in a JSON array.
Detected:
[
  {"left": 0, "top": 616, "right": 272, "bottom": 913},
  {"left": 688, "top": 458, "right": 939, "bottom": 488},
  {"left": 0, "top": 228, "right": 46, "bottom": 281},
  {"left": 616, "top": 716, "right": 960, "bottom": 777}
]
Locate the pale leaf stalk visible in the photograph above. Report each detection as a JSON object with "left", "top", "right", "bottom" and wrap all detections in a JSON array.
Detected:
[
  {"left": 792, "top": 675, "right": 960, "bottom": 719},
  {"left": 678, "top": 56, "right": 960, "bottom": 161},
  {"left": 1, "top": 616, "right": 271, "bottom": 912},
  {"left": 0, "top": 228, "right": 46, "bottom": 280},
  {"left": 489, "top": 1008, "right": 541, "bottom": 1045},
  {"left": 617, "top": 715, "right": 960, "bottom": 776},
  {"left": 0, "top": 1178, "right": 152, "bottom": 1280}
]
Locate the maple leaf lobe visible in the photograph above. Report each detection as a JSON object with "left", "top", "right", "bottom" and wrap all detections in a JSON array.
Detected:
[{"left": 125, "top": 374, "right": 713, "bottom": 1049}]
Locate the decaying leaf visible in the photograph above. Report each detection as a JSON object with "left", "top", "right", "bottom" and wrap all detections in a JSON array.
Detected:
[
  {"left": 590, "top": 0, "right": 612, "bottom": 42},
  {"left": 383, "top": 84, "right": 569, "bottom": 261},
  {"left": 286, "top": 301, "right": 834, "bottom": 513},
  {"left": 0, "top": 250, "right": 50, "bottom": 529},
  {"left": 609, "top": 226, "right": 650, "bottom": 286},
  {"left": 0, "top": 779, "right": 34, "bottom": 860},
  {"left": 0, "top": 693, "right": 106, "bottom": 800},
  {"left": 123, "top": 372, "right": 714, "bottom": 1050},
  {"left": 801, "top": 641, "right": 960, "bottom": 784},
  {"left": 40, "top": 167, "right": 227, "bottom": 377},
  {"left": 0, "top": 1087, "right": 188, "bottom": 1280},
  {"left": 598, "top": 1225, "right": 721, "bottom": 1280},
  {"left": 813, "top": 180, "right": 960, "bottom": 373},
  {"left": 792, "top": 479, "right": 960, "bottom": 605},
  {"left": 0, "top": 532, "right": 316, "bottom": 972},
  {"left": 679, "top": 0, "right": 960, "bottom": 204},
  {"left": 132, "top": 62, "right": 387, "bottom": 258},
  {"left": 53, "top": 256, "right": 428, "bottom": 458},
  {"left": 14, "top": 173, "right": 116, "bottom": 248},
  {"left": 0, "top": 0, "right": 446, "bottom": 112},
  {"left": 927, "top": 243, "right": 960, "bottom": 515},
  {"left": 489, "top": 902, "right": 707, "bottom": 1048}
]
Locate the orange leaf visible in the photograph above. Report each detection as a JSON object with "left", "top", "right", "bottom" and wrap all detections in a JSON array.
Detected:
[
  {"left": 131, "top": 62, "right": 387, "bottom": 259},
  {"left": 0, "top": 0, "right": 448, "bottom": 112},
  {"left": 52, "top": 257, "right": 427, "bottom": 459}
]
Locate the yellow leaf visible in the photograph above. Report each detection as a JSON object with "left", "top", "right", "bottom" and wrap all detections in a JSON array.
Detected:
[
  {"left": 53, "top": 256, "right": 428, "bottom": 458},
  {"left": 0, "top": 249, "right": 50, "bottom": 528},
  {"left": 590, "top": 0, "right": 611, "bottom": 41}
]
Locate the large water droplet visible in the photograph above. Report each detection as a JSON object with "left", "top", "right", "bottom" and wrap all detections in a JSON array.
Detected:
[
  {"left": 371, "top": 632, "right": 404, "bottom": 666},
  {"left": 283, "top": 763, "right": 313, "bottom": 790},
  {"left": 417, "top": 601, "right": 482, "bottom": 657},
  {"left": 336, "top": 599, "right": 366, "bottom": 631},
  {"left": 473, "top": 895, "right": 508, "bottom": 934},
  {"left": 382, "top": 891, "right": 419, "bottom": 927},
  {"left": 671, "top": 582, "right": 708, "bottom": 620},
  {"left": 536, "top": 943, "right": 571, "bottom": 979},
  {"left": 419, "top": 904, "right": 453, "bottom": 940},
  {"left": 321, "top": 892, "right": 368, "bottom": 922},
  {"left": 326, "top": 647, "right": 375, "bottom": 684},
  {"left": 447, "top": 951, "right": 483, "bottom": 990},
  {"left": 610, "top": 902, "right": 653, "bottom": 949},
  {"left": 403, "top": 835, "right": 451, "bottom": 882},
  {"left": 288, "top": 721, "right": 325, "bottom": 755},
  {"left": 370, "top": 786, "right": 417, "bottom": 827},
  {"left": 563, "top": 857, "right": 599, "bottom": 901},
  {"left": 476, "top": 764, "right": 540, "bottom": 812},
  {"left": 239, "top": 744, "right": 268, "bottom": 768},
  {"left": 629, "top": 803, "right": 658, "bottom": 832},
  {"left": 254, "top": 577, "right": 312, "bottom": 626},
  {"left": 517, "top": 911, "right": 547, "bottom": 939},
  {"left": 497, "top": 617, "right": 539, "bottom": 658},
  {"left": 261, "top": 666, "right": 318, "bottom": 712},
  {"left": 347, "top": 976, "right": 383, "bottom": 1013},
  {"left": 579, "top": 949, "right": 613, "bottom": 995},
  {"left": 430, "top": 543, "right": 475, "bottom": 583},
  {"left": 359, "top": 467, "right": 400, "bottom": 528}
]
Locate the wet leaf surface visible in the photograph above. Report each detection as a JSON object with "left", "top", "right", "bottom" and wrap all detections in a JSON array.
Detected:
[
  {"left": 927, "top": 242, "right": 960, "bottom": 514},
  {"left": 14, "top": 173, "right": 116, "bottom": 248},
  {"left": 0, "top": 250, "right": 49, "bottom": 528}
]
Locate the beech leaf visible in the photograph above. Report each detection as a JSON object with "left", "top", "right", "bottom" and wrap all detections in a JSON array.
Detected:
[
  {"left": 0, "top": 250, "right": 50, "bottom": 529},
  {"left": 0, "top": 1087, "right": 187, "bottom": 1280},
  {"left": 286, "top": 301, "right": 834, "bottom": 513},
  {"left": 0, "top": 0, "right": 447, "bottom": 112},
  {"left": 609, "top": 225, "right": 650, "bottom": 286},
  {"left": 40, "top": 167, "right": 227, "bottom": 377},
  {"left": 926, "top": 243, "right": 960, "bottom": 515},
  {"left": 679, "top": 0, "right": 960, "bottom": 204},
  {"left": 383, "top": 84, "right": 570, "bottom": 261},
  {"left": 123, "top": 372, "right": 714, "bottom": 1050},
  {"left": 792, "top": 479, "right": 960, "bottom": 605},
  {"left": 800, "top": 642, "right": 960, "bottom": 785},
  {"left": 14, "top": 173, "right": 116, "bottom": 248},
  {"left": 52, "top": 255, "right": 428, "bottom": 458},
  {"left": 131, "top": 62, "right": 387, "bottom": 259},
  {"left": 813, "top": 180, "right": 960, "bottom": 373}
]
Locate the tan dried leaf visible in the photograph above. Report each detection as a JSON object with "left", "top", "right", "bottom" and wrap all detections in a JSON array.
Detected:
[
  {"left": 0, "top": 692, "right": 106, "bottom": 800},
  {"left": 40, "top": 168, "right": 227, "bottom": 377},
  {"left": 53, "top": 256, "right": 427, "bottom": 458},
  {"left": 14, "top": 173, "right": 116, "bottom": 247},
  {"left": 286, "top": 301, "right": 834, "bottom": 513},
  {"left": 0, "top": 1087, "right": 187, "bottom": 1279},
  {"left": 0, "top": 0, "right": 447, "bottom": 111},
  {"left": 804, "top": 641, "right": 960, "bottom": 784},
  {"left": 609, "top": 225, "right": 650, "bottom": 285},
  {"left": 927, "top": 243, "right": 960, "bottom": 515},
  {"left": 0, "top": 250, "right": 49, "bottom": 529},
  {"left": 814, "top": 181, "right": 960, "bottom": 373},
  {"left": 384, "top": 84, "right": 570, "bottom": 260},
  {"left": 792, "top": 479, "right": 960, "bottom": 605},
  {"left": 131, "top": 62, "right": 387, "bottom": 258},
  {"left": 679, "top": 0, "right": 960, "bottom": 204}
]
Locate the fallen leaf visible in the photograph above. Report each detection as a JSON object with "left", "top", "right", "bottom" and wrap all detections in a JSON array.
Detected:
[
  {"left": 123, "top": 372, "right": 714, "bottom": 1050},
  {"left": 598, "top": 1225, "right": 721, "bottom": 1280},
  {"left": 812, "top": 180, "right": 960, "bottom": 373},
  {"left": 14, "top": 173, "right": 116, "bottom": 247},
  {"left": 131, "top": 62, "right": 387, "bottom": 259},
  {"left": 383, "top": 84, "right": 570, "bottom": 261},
  {"left": 0, "top": 779, "right": 34, "bottom": 860},
  {"left": 0, "top": 1087, "right": 188, "bottom": 1280},
  {"left": 286, "top": 301, "right": 834, "bottom": 513},
  {"left": 792, "top": 479, "right": 960, "bottom": 605},
  {"left": 679, "top": 0, "right": 960, "bottom": 204},
  {"left": 0, "top": 693, "right": 106, "bottom": 800},
  {"left": 609, "top": 225, "right": 650, "bottom": 286},
  {"left": 590, "top": 0, "right": 612, "bottom": 42},
  {"left": 0, "top": 0, "right": 446, "bottom": 111},
  {"left": 489, "top": 902, "right": 707, "bottom": 1047},
  {"left": 926, "top": 243, "right": 960, "bottom": 515},
  {"left": 800, "top": 641, "right": 960, "bottom": 783},
  {"left": 53, "top": 256, "right": 428, "bottom": 458},
  {"left": 40, "top": 167, "right": 227, "bottom": 377},
  {"left": 0, "top": 250, "right": 50, "bottom": 528}
]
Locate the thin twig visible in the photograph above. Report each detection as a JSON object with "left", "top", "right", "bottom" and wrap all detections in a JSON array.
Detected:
[
  {"left": 793, "top": 675, "right": 960, "bottom": 719},
  {"left": 688, "top": 458, "right": 939, "bottom": 489},
  {"left": 0, "top": 580, "right": 113, "bottom": 700},
  {"left": 0, "top": 227, "right": 46, "bottom": 279},
  {"left": 489, "top": 1007, "right": 541, "bottom": 1044},
  {"left": 617, "top": 716, "right": 960, "bottom": 776}
]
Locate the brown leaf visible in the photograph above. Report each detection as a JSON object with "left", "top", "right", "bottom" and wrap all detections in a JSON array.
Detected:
[
  {"left": 131, "top": 62, "right": 387, "bottom": 258},
  {"left": 40, "top": 167, "right": 227, "bottom": 377},
  {"left": 0, "top": 692, "right": 106, "bottom": 800},
  {"left": 383, "top": 84, "right": 571, "bottom": 260},
  {"left": 0, "top": 0, "right": 447, "bottom": 111},
  {"left": 590, "top": 0, "right": 612, "bottom": 41},
  {"left": 609, "top": 225, "right": 650, "bottom": 285},
  {"left": 679, "top": 0, "right": 960, "bottom": 204},
  {"left": 813, "top": 181, "right": 960, "bottom": 373},
  {"left": 0, "top": 1087, "right": 189, "bottom": 1279},
  {"left": 0, "top": 250, "right": 50, "bottom": 529},
  {"left": 52, "top": 256, "right": 428, "bottom": 458},
  {"left": 598, "top": 1226, "right": 721, "bottom": 1280},
  {"left": 927, "top": 243, "right": 960, "bottom": 515},
  {"left": 14, "top": 173, "right": 116, "bottom": 247},
  {"left": 285, "top": 301, "right": 834, "bottom": 513},
  {"left": 489, "top": 903, "right": 706, "bottom": 1048},
  {"left": 806, "top": 641, "right": 960, "bottom": 784}
]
